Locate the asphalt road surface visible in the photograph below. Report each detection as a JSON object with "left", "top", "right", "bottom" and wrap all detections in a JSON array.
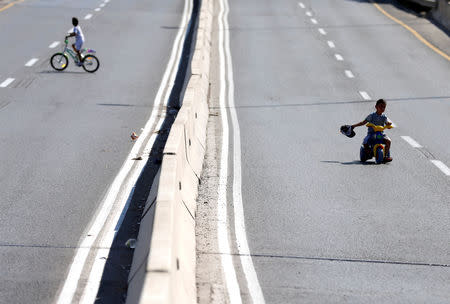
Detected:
[
  {"left": 0, "top": 0, "right": 186, "bottom": 302},
  {"left": 197, "top": 0, "right": 450, "bottom": 303}
]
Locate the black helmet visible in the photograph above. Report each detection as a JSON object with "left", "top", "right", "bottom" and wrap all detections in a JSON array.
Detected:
[{"left": 340, "top": 125, "right": 355, "bottom": 138}]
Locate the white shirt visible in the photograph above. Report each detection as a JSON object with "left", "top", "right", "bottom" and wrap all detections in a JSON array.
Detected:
[{"left": 73, "top": 25, "right": 85, "bottom": 44}]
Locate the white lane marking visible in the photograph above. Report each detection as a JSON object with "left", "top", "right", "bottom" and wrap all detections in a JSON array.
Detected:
[
  {"left": 100, "top": 3, "right": 105, "bottom": 7},
  {"left": 335, "top": 54, "right": 343, "bottom": 61},
  {"left": 430, "top": 160, "right": 450, "bottom": 176},
  {"left": 57, "top": 0, "right": 192, "bottom": 303},
  {"left": 311, "top": 18, "right": 318, "bottom": 24},
  {"left": 359, "top": 91, "right": 371, "bottom": 100},
  {"left": 80, "top": 119, "right": 166, "bottom": 304},
  {"left": 306, "top": 11, "right": 312, "bottom": 16},
  {"left": 95, "top": 8, "right": 100, "bottom": 11},
  {"left": 25, "top": 58, "right": 39, "bottom": 67},
  {"left": 299, "top": 2, "right": 305, "bottom": 8},
  {"left": 218, "top": 0, "right": 242, "bottom": 302},
  {"left": 345, "top": 70, "right": 354, "bottom": 78},
  {"left": 401, "top": 136, "right": 422, "bottom": 148},
  {"left": 0, "top": 78, "right": 14, "bottom": 88},
  {"left": 84, "top": 14, "right": 93, "bottom": 20},
  {"left": 327, "top": 40, "right": 335, "bottom": 48},
  {"left": 49, "top": 41, "right": 60, "bottom": 48},
  {"left": 104, "top": 0, "right": 110, "bottom": 2},
  {"left": 223, "top": 0, "right": 266, "bottom": 302},
  {"left": 318, "top": 28, "right": 326, "bottom": 35}
]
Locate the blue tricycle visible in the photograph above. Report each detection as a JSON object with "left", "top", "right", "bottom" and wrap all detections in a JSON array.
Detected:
[{"left": 360, "top": 123, "right": 393, "bottom": 164}]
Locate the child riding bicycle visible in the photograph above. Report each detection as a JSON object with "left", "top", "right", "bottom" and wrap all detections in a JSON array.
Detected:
[{"left": 65, "top": 17, "right": 85, "bottom": 66}]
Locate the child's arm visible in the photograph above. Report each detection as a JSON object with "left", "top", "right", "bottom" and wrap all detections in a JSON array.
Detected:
[{"left": 351, "top": 120, "right": 367, "bottom": 128}]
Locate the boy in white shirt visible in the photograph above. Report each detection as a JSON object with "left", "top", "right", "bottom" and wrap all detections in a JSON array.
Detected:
[{"left": 66, "top": 17, "right": 85, "bottom": 66}]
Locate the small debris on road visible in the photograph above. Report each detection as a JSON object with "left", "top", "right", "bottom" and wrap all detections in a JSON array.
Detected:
[{"left": 125, "top": 239, "right": 137, "bottom": 249}]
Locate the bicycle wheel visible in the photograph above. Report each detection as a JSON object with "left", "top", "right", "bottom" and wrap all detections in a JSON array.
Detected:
[
  {"left": 82, "top": 55, "right": 100, "bottom": 73},
  {"left": 50, "top": 53, "right": 68, "bottom": 71}
]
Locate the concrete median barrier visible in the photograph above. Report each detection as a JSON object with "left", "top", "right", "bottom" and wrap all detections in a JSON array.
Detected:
[{"left": 126, "top": 0, "right": 212, "bottom": 303}]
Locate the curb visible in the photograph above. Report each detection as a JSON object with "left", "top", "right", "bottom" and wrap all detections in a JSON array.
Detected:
[
  {"left": 432, "top": 0, "right": 450, "bottom": 31},
  {"left": 126, "top": 0, "right": 213, "bottom": 303}
]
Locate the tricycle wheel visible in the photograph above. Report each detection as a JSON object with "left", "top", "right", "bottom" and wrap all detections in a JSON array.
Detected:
[
  {"left": 375, "top": 147, "right": 384, "bottom": 164},
  {"left": 360, "top": 146, "right": 368, "bottom": 162}
]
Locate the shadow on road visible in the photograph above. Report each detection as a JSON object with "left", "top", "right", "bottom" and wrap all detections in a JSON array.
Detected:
[
  {"left": 39, "top": 70, "right": 86, "bottom": 74},
  {"left": 321, "top": 160, "right": 381, "bottom": 165},
  {"left": 209, "top": 95, "right": 450, "bottom": 110}
]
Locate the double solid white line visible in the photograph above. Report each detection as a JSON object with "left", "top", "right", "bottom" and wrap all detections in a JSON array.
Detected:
[{"left": 218, "top": 0, "right": 265, "bottom": 303}]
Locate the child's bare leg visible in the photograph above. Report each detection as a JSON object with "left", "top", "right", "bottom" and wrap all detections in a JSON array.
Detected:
[
  {"left": 384, "top": 138, "right": 392, "bottom": 161},
  {"left": 384, "top": 138, "right": 391, "bottom": 154},
  {"left": 76, "top": 50, "right": 82, "bottom": 62},
  {"left": 72, "top": 44, "right": 82, "bottom": 62}
]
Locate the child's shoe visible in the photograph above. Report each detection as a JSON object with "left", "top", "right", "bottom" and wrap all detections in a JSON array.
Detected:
[{"left": 383, "top": 156, "right": 393, "bottom": 163}]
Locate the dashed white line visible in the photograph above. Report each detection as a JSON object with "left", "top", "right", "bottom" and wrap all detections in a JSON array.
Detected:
[
  {"left": 84, "top": 14, "right": 93, "bottom": 20},
  {"left": 25, "top": 58, "right": 39, "bottom": 67},
  {"left": 311, "top": 18, "right": 318, "bottom": 24},
  {"left": 99, "top": 3, "right": 105, "bottom": 7},
  {"left": 0, "top": 78, "right": 15, "bottom": 88},
  {"left": 327, "top": 40, "right": 335, "bottom": 48},
  {"left": 95, "top": 8, "right": 101, "bottom": 11},
  {"left": 318, "top": 28, "right": 326, "bottom": 35},
  {"left": 104, "top": 0, "right": 110, "bottom": 2},
  {"left": 298, "top": 2, "right": 305, "bottom": 8},
  {"left": 430, "top": 160, "right": 450, "bottom": 176},
  {"left": 306, "top": 11, "right": 312, "bottom": 16},
  {"left": 401, "top": 136, "right": 422, "bottom": 148},
  {"left": 335, "top": 54, "right": 343, "bottom": 61},
  {"left": 359, "top": 91, "right": 371, "bottom": 100},
  {"left": 345, "top": 70, "right": 354, "bottom": 78},
  {"left": 49, "top": 41, "right": 60, "bottom": 48}
]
